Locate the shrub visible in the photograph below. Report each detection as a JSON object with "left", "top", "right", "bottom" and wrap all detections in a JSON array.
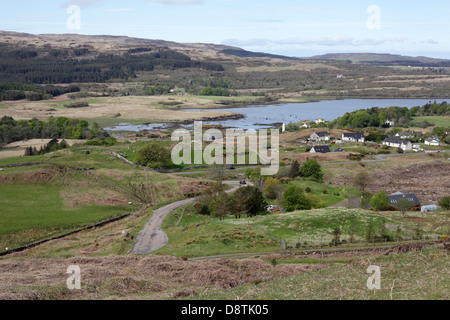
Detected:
[
  {"left": 135, "top": 143, "right": 171, "bottom": 169},
  {"left": 439, "top": 196, "right": 450, "bottom": 210},
  {"left": 282, "top": 185, "right": 312, "bottom": 212},
  {"left": 372, "top": 191, "right": 391, "bottom": 211},
  {"left": 300, "top": 159, "right": 323, "bottom": 182}
]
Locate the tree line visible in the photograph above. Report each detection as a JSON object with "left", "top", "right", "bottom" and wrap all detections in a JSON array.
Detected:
[
  {"left": 329, "top": 101, "right": 449, "bottom": 129},
  {"left": 0, "top": 116, "right": 109, "bottom": 146},
  {"left": 0, "top": 82, "right": 80, "bottom": 101},
  {"left": 24, "top": 138, "right": 69, "bottom": 156}
]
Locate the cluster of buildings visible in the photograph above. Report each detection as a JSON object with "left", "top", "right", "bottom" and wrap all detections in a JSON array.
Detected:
[
  {"left": 306, "top": 129, "right": 441, "bottom": 153},
  {"left": 308, "top": 131, "right": 365, "bottom": 153}
]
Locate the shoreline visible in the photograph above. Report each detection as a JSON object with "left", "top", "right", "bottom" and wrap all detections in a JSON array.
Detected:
[{"left": 104, "top": 97, "right": 450, "bottom": 132}]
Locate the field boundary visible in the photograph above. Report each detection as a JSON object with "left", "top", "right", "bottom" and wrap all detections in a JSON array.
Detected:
[
  {"left": 0, "top": 212, "right": 132, "bottom": 257},
  {"left": 187, "top": 240, "right": 443, "bottom": 261}
]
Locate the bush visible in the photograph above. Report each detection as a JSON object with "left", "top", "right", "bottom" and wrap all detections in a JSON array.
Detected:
[
  {"left": 300, "top": 159, "right": 323, "bottom": 182},
  {"left": 64, "top": 102, "right": 89, "bottom": 108},
  {"left": 282, "top": 185, "right": 312, "bottom": 212},
  {"left": 439, "top": 196, "right": 450, "bottom": 210},
  {"left": 135, "top": 143, "right": 171, "bottom": 169},
  {"left": 372, "top": 191, "right": 391, "bottom": 211}
]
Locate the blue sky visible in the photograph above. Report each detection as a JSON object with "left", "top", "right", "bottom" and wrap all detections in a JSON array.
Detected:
[{"left": 2, "top": 0, "right": 450, "bottom": 59}]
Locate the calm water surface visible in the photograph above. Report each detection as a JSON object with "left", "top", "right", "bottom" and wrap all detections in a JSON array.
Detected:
[{"left": 105, "top": 98, "right": 447, "bottom": 132}]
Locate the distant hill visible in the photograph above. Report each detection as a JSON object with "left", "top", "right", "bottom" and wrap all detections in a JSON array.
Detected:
[
  {"left": 218, "top": 48, "right": 297, "bottom": 60},
  {"left": 311, "top": 53, "right": 450, "bottom": 67}
]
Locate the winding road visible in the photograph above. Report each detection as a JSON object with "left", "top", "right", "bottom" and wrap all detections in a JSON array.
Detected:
[
  {"left": 130, "top": 181, "right": 248, "bottom": 254},
  {"left": 129, "top": 151, "right": 448, "bottom": 255}
]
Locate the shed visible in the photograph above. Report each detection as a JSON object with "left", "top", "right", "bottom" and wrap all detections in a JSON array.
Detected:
[{"left": 421, "top": 205, "right": 437, "bottom": 212}]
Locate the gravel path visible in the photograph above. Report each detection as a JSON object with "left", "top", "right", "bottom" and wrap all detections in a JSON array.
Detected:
[{"left": 130, "top": 181, "right": 247, "bottom": 254}]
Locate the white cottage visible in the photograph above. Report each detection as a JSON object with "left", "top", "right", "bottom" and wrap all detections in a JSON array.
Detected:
[
  {"left": 382, "top": 138, "right": 412, "bottom": 151},
  {"left": 310, "top": 131, "right": 330, "bottom": 142},
  {"left": 424, "top": 138, "right": 440, "bottom": 146},
  {"left": 342, "top": 132, "right": 365, "bottom": 143}
]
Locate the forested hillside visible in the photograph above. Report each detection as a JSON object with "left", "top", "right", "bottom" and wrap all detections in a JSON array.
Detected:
[{"left": 0, "top": 44, "right": 224, "bottom": 85}]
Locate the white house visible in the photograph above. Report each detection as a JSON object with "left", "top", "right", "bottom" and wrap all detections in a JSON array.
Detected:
[
  {"left": 342, "top": 132, "right": 365, "bottom": 143},
  {"left": 382, "top": 138, "right": 412, "bottom": 151},
  {"left": 315, "top": 118, "right": 325, "bottom": 124},
  {"left": 310, "top": 131, "right": 330, "bottom": 142},
  {"left": 301, "top": 123, "right": 310, "bottom": 128},
  {"left": 424, "top": 137, "right": 440, "bottom": 146},
  {"left": 385, "top": 119, "right": 395, "bottom": 126}
]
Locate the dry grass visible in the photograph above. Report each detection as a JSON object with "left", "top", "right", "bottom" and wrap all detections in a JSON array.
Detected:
[
  {"left": 332, "top": 160, "right": 450, "bottom": 204},
  {"left": 61, "top": 188, "right": 130, "bottom": 208},
  {"left": 0, "top": 95, "right": 235, "bottom": 123},
  {"left": 0, "top": 254, "right": 324, "bottom": 300}
]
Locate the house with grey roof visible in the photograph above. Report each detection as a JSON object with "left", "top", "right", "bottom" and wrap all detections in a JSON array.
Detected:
[
  {"left": 310, "top": 131, "right": 330, "bottom": 142},
  {"left": 388, "top": 192, "right": 421, "bottom": 211},
  {"left": 310, "top": 145, "right": 331, "bottom": 153},
  {"left": 395, "top": 132, "right": 422, "bottom": 140},
  {"left": 424, "top": 137, "right": 440, "bottom": 146},
  {"left": 382, "top": 137, "right": 412, "bottom": 151},
  {"left": 342, "top": 132, "right": 365, "bottom": 143}
]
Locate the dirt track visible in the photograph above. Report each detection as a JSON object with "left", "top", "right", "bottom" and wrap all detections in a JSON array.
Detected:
[{"left": 130, "top": 181, "right": 247, "bottom": 254}]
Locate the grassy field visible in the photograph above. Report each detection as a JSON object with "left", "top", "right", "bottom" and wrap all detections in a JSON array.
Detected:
[
  {"left": 191, "top": 244, "right": 449, "bottom": 300},
  {"left": 0, "top": 146, "right": 216, "bottom": 253},
  {"left": 0, "top": 95, "right": 237, "bottom": 125},
  {"left": 413, "top": 116, "right": 450, "bottom": 127},
  {"left": 288, "top": 180, "right": 360, "bottom": 207},
  {"left": 156, "top": 203, "right": 448, "bottom": 258},
  {"left": 0, "top": 169, "right": 136, "bottom": 250},
  {"left": 155, "top": 206, "right": 283, "bottom": 258}
]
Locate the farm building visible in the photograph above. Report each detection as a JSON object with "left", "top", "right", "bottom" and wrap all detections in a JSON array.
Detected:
[
  {"left": 310, "top": 145, "right": 331, "bottom": 153},
  {"left": 382, "top": 138, "right": 413, "bottom": 151},
  {"left": 421, "top": 205, "right": 437, "bottom": 212},
  {"left": 310, "top": 131, "right": 330, "bottom": 142},
  {"left": 388, "top": 192, "right": 421, "bottom": 211},
  {"left": 342, "top": 132, "right": 365, "bottom": 143}
]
